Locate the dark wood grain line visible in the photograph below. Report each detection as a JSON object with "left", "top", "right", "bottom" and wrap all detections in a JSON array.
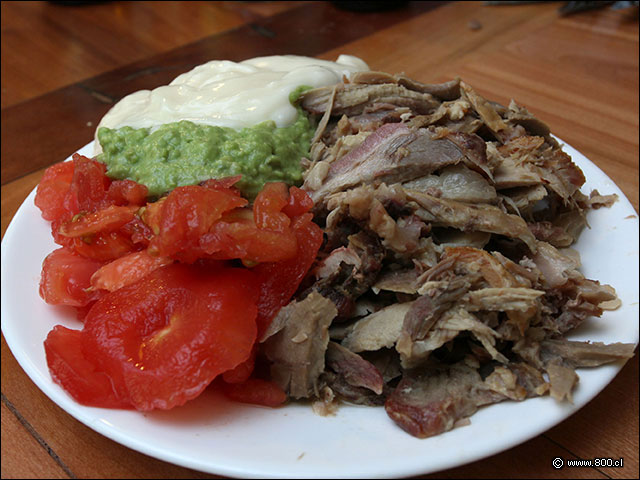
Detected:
[
  {"left": 79, "top": 1, "right": 448, "bottom": 100},
  {"left": 1, "top": 392, "right": 76, "bottom": 479},
  {"left": 1, "top": 1, "right": 447, "bottom": 185},
  {"left": 1, "top": 85, "right": 113, "bottom": 185}
]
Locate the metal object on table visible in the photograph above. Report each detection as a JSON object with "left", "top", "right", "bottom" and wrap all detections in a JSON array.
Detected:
[{"left": 484, "top": 0, "right": 639, "bottom": 16}]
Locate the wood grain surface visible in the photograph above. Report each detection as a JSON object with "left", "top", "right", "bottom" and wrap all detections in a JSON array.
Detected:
[{"left": 1, "top": 1, "right": 638, "bottom": 479}]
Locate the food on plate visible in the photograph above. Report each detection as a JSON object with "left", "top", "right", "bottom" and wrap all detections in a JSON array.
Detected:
[
  {"left": 35, "top": 55, "right": 635, "bottom": 438},
  {"left": 94, "top": 55, "right": 368, "bottom": 198},
  {"left": 38, "top": 153, "right": 322, "bottom": 409},
  {"left": 293, "top": 71, "right": 634, "bottom": 437}
]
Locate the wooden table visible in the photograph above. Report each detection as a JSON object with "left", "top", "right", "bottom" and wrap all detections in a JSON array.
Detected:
[{"left": 2, "top": 1, "right": 638, "bottom": 478}]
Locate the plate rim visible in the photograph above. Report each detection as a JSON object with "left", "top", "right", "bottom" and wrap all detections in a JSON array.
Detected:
[{"left": 2, "top": 139, "right": 638, "bottom": 479}]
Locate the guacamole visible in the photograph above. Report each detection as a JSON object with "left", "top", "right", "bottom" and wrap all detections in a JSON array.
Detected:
[{"left": 97, "top": 107, "right": 315, "bottom": 199}]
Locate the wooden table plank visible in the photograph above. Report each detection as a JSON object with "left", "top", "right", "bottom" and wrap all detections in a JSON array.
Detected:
[
  {"left": 1, "top": 1, "right": 445, "bottom": 185},
  {"left": 544, "top": 355, "right": 639, "bottom": 479},
  {"left": 1, "top": 336, "right": 220, "bottom": 479},
  {"left": 425, "top": 435, "right": 609, "bottom": 479},
  {"left": 319, "top": 1, "right": 639, "bottom": 211},
  {"left": 1, "top": 401, "right": 70, "bottom": 479},
  {"left": 0, "top": 1, "right": 308, "bottom": 109},
  {"left": 0, "top": 169, "right": 43, "bottom": 237},
  {"left": 2, "top": 1, "right": 638, "bottom": 478}
]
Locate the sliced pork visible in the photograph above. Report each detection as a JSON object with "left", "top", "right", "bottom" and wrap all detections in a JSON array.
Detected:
[
  {"left": 268, "top": 71, "right": 638, "bottom": 439},
  {"left": 261, "top": 292, "right": 338, "bottom": 399}
]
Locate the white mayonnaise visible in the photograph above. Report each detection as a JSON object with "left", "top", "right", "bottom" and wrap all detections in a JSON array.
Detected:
[{"left": 94, "top": 55, "right": 368, "bottom": 151}]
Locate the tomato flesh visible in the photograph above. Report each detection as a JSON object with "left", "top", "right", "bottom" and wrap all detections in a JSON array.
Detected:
[
  {"left": 222, "top": 346, "right": 256, "bottom": 384},
  {"left": 71, "top": 230, "right": 138, "bottom": 262},
  {"left": 220, "top": 378, "right": 287, "bottom": 407},
  {"left": 253, "top": 213, "right": 323, "bottom": 338},
  {"left": 59, "top": 205, "right": 137, "bottom": 238},
  {"left": 203, "top": 220, "right": 298, "bottom": 264},
  {"left": 39, "top": 247, "right": 104, "bottom": 307},
  {"left": 199, "top": 184, "right": 314, "bottom": 265},
  {"left": 149, "top": 185, "right": 247, "bottom": 262},
  {"left": 82, "top": 263, "right": 259, "bottom": 410},
  {"left": 107, "top": 179, "right": 148, "bottom": 206},
  {"left": 44, "top": 326, "right": 131, "bottom": 408},
  {"left": 70, "top": 154, "right": 112, "bottom": 213},
  {"left": 90, "top": 250, "right": 173, "bottom": 292},
  {"left": 35, "top": 162, "right": 76, "bottom": 222},
  {"left": 37, "top": 158, "right": 323, "bottom": 412},
  {"left": 282, "top": 186, "right": 314, "bottom": 218},
  {"left": 253, "top": 182, "right": 291, "bottom": 232}
]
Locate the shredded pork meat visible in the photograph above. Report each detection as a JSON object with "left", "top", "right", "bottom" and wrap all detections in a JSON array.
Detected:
[{"left": 258, "top": 72, "right": 635, "bottom": 438}]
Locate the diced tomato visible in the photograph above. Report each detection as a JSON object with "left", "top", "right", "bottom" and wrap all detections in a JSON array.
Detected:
[
  {"left": 282, "top": 186, "right": 314, "bottom": 218},
  {"left": 203, "top": 220, "right": 298, "bottom": 264},
  {"left": 200, "top": 184, "right": 314, "bottom": 265},
  {"left": 39, "top": 171, "right": 323, "bottom": 412},
  {"left": 50, "top": 216, "right": 76, "bottom": 248},
  {"left": 70, "top": 154, "right": 112, "bottom": 213},
  {"left": 253, "top": 213, "right": 323, "bottom": 338},
  {"left": 253, "top": 182, "right": 291, "bottom": 232},
  {"left": 72, "top": 230, "right": 138, "bottom": 262},
  {"left": 107, "top": 179, "right": 149, "bottom": 206},
  {"left": 81, "top": 263, "right": 259, "bottom": 411},
  {"left": 75, "top": 301, "right": 97, "bottom": 322},
  {"left": 91, "top": 250, "right": 173, "bottom": 292},
  {"left": 200, "top": 175, "right": 242, "bottom": 193},
  {"left": 139, "top": 197, "right": 166, "bottom": 236},
  {"left": 120, "top": 216, "right": 155, "bottom": 247},
  {"left": 220, "top": 377, "right": 287, "bottom": 407},
  {"left": 44, "top": 326, "right": 131, "bottom": 408},
  {"left": 58, "top": 205, "right": 137, "bottom": 238},
  {"left": 222, "top": 346, "right": 256, "bottom": 384},
  {"left": 34, "top": 162, "right": 77, "bottom": 222},
  {"left": 148, "top": 185, "right": 248, "bottom": 262},
  {"left": 39, "top": 247, "right": 104, "bottom": 307}
]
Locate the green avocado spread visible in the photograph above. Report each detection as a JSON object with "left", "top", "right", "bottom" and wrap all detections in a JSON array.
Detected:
[{"left": 97, "top": 102, "right": 314, "bottom": 199}]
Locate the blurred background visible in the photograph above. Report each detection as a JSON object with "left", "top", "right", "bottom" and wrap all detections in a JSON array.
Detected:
[{"left": 2, "top": 1, "right": 638, "bottom": 109}]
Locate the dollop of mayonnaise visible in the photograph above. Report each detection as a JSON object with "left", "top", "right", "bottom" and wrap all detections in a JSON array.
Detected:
[{"left": 95, "top": 55, "right": 368, "bottom": 148}]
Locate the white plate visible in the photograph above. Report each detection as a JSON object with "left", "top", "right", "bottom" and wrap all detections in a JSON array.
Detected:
[{"left": 2, "top": 140, "right": 638, "bottom": 479}]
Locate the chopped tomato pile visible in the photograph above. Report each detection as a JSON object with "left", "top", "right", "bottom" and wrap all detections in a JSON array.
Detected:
[{"left": 36, "top": 154, "right": 322, "bottom": 410}]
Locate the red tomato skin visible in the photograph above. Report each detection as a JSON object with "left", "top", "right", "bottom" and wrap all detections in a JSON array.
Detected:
[
  {"left": 282, "top": 186, "right": 314, "bottom": 218},
  {"left": 70, "top": 154, "right": 112, "bottom": 213},
  {"left": 200, "top": 184, "right": 314, "bottom": 265},
  {"left": 71, "top": 230, "right": 139, "bottom": 262},
  {"left": 149, "top": 185, "right": 247, "bottom": 262},
  {"left": 34, "top": 161, "right": 76, "bottom": 221},
  {"left": 222, "top": 346, "right": 256, "bottom": 384},
  {"left": 82, "top": 263, "right": 259, "bottom": 411},
  {"left": 91, "top": 250, "right": 173, "bottom": 292},
  {"left": 220, "top": 378, "right": 287, "bottom": 407},
  {"left": 39, "top": 247, "right": 104, "bottom": 307},
  {"left": 202, "top": 221, "right": 298, "bottom": 264},
  {"left": 59, "top": 205, "right": 137, "bottom": 238},
  {"left": 253, "top": 182, "right": 290, "bottom": 232},
  {"left": 107, "top": 179, "right": 148, "bottom": 206},
  {"left": 50, "top": 216, "right": 76, "bottom": 248},
  {"left": 200, "top": 175, "right": 242, "bottom": 194},
  {"left": 120, "top": 216, "right": 155, "bottom": 247},
  {"left": 44, "top": 326, "right": 131, "bottom": 408},
  {"left": 75, "top": 301, "right": 97, "bottom": 322},
  {"left": 253, "top": 213, "right": 323, "bottom": 338}
]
